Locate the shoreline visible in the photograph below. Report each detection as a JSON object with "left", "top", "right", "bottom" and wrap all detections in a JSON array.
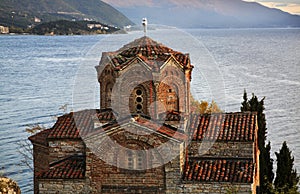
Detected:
[{"left": 1, "top": 27, "right": 300, "bottom": 36}]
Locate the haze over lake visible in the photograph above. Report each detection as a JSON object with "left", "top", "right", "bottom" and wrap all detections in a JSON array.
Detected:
[{"left": 0, "top": 28, "right": 299, "bottom": 193}]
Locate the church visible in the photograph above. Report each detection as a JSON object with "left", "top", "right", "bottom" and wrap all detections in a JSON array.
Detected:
[{"left": 29, "top": 35, "right": 260, "bottom": 193}]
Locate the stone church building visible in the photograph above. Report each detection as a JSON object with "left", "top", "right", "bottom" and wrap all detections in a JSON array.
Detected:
[{"left": 29, "top": 36, "right": 260, "bottom": 193}]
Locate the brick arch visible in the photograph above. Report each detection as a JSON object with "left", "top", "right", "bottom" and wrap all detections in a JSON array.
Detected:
[
  {"left": 104, "top": 82, "right": 114, "bottom": 108},
  {"left": 111, "top": 136, "right": 165, "bottom": 169},
  {"left": 161, "top": 64, "right": 184, "bottom": 79},
  {"left": 157, "top": 77, "right": 185, "bottom": 114},
  {"left": 100, "top": 65, "right": 115, "bottom": 80},
  {"left": 99, "top": 64, "right": 116, "bottom": 109},
  {"left": 114, "top": 76, "right": 153, "bottom": 117},
  {"left": 129, "top": 83, "right": 150, "bottom": 115}
]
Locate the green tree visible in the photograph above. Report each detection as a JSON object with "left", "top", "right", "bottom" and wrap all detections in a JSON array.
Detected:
[
  {"left": 274, "top": 141, "right": 299, "bottom": 194},
  {"left": 241, "top": 90, "right": 274, "bottom": 194},
  {"left": 265, "top": 142, "right": 274, "bottom": 184}
]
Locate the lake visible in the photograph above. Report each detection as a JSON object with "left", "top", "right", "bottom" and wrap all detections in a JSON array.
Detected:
[{"left": 0, "top": 28, "right": 299, "bottom": 193}]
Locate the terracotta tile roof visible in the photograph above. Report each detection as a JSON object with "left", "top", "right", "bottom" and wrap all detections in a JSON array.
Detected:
[
  {"left": 183, "top": 158, "right": 254, "bottom": 183},
  {"left": 48, "top": 110, "right": 94, "bottom": 139},
  {"left": 117, "top": 36, "right": 176, "bottom": 57},
  {"left": 95, "top": 115, "right": 187, "bottom": 141},
  {"left": 105, "top": 36, "right": 193, "bottom": 71},
  {"left": 38, "top": 156, "right": 85, "bottom": 179},
  {"left": 159, "top": 111, "right": 182, "bottom": 121},
  {"left": 97, "top": 109, "right": 116, "bottom": 121},
  {"left": 189, "top": 112, "right": 257, "bottom": 142},
  {"left": 28, "top": 129, "right": 51, "bottom": 146},
  {"left": 29, "top": 109, "right": 115, "bottom": 141},
  {"left": 135, "top": 116, "right": 187, "bottom": 141}
]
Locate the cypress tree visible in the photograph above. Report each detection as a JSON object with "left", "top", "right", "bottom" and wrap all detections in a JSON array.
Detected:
[
  {"left": 241, "top": 90, "right": 250, "bottom": 111},
  {"left": 274, "top": 141, "right": 299, "bottom": 193},
  {"left": 265, "top": 142, "right": 274, "bottom": 184},
  {"left": 241, "top": 90, "right": 274, "bottom": 193}
]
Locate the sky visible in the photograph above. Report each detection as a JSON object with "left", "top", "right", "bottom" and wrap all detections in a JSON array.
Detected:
[
  {"left": 103, "top": 0, "right": 300, "bottom": 15},
  {"left": 244, "top": 0, "right": 300, "bottom": 15}
]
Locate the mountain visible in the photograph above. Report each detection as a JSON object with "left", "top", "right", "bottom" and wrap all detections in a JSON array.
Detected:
[
  {"left": 31, "top": 20, "right": 120, "bottom": 35},
  {"left": 102, "top": 0, "right": 300, "bottom": 28},
  {"left": 0, "top": 0, "right": 134, "bottom": 28}
]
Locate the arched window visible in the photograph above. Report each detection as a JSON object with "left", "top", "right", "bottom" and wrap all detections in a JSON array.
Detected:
[
  {"left": 130, "top": 86, "right": 147, "bottom": 115},
  {"left": 166, "top": 85, "right": 179, "bottom": 112},
  {"left": 126, "top": 150, "right": 145, "bottom": 170},
  {"left": 105, "top": 83, "right": 113, "bottom": 108},
  {"left": 135, "top": 89, "right": 143, "bottom": 113},
  {"left": 127, "top": 150, "right": 134, "bottom": 170}
]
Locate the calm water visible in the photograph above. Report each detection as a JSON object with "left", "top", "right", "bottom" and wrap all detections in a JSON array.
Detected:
[{"left": 0, "top": 28, "right": 299, "bottom": 193}]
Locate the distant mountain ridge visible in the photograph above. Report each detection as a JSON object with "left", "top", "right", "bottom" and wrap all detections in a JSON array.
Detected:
[
  {"left": 0, "top": 0, "right": 134, "bottom": 28},
  {"left": 103, "top": 0, "right": 300, "bottom": 28}
]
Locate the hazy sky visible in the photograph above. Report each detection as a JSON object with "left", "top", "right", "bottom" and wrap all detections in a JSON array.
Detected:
[
  {"left": 244, "top": 0, "right": 300, "bottom": 15},
  {"left": 104, "top": 0, "right": 300, "bottom": 15}
]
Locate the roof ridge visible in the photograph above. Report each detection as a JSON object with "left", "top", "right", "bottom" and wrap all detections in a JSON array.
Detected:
[
  {"left": 192, "top": 111, "right": 257, "bottom": 116},
  {"left": 98, "top": 36, "right": 192, "bottom": 71},
  {"left": 188, "top": 157, "right": 253, "bottom": 161},
  {"left": 49, "top": 155, "right": 85, "bottom": 168}
]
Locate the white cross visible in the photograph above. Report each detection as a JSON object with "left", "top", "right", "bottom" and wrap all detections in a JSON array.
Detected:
[{"left": 142, "top": 18, "right": 148, "bottom": 36}]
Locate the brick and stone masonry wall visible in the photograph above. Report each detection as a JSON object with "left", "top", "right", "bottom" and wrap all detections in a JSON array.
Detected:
[
  {"left": 188, "top": 141, "right": 254, "bottom": 158},
  {"left": 48, "top": 140, "right": 85, "bottom": 163},
  {"left": 86, "top": 151, "right": 165, "bottom": 193},
  {"left": 38, "top": 179, "right": 88, "bottom": 194},
  {"left": 181, "top": 182, "right": 252, "bottom": 194},
  {"left": 164, "top": 144, "right": 183, "bottom": 194},
  {"left": 84, "top": 122, "right": 185, "bottom": 193},
  {"left": 33, "top": 144, "right": 49, "bottom": 194},
  {"left": 99, "top": 61, "right": 190, "bottom": 118}
]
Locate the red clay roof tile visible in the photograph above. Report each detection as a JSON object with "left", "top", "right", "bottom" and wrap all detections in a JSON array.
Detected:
[
  {"left": 135, "top": 116, "right": 187, "bottom": 141},
  {"left": 189, "top": 112, "right": 257, "bottom": 142},
  {"left": 95, "top": 115, "right": 187, "bottom": 141},
  {"left": 38, "top": 156, "right": 85, "bottom": 179},
  {"left": 183, "top": 158, "right": 254, "bottom": 183},
  {"left": 105, "top": 37, "right": 193, "bottom": 71},
  {"left": 159, "top": 111, "right": 182, "bottom": 121},
  {"left": 40, "top": 109, "right": 115, "bottom": 140},
  {"left": 28, "top": 129, "right": 51, "bottom": 146}
]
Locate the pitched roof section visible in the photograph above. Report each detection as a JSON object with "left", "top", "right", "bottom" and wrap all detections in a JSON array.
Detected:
[
  {"left": 49, "top": 109, "right": 116, "bottom": 139},
  {"left": 30, "top": 111, "right": 256, "bottom": 143},
  {"left": 118, "top": 36, "right": 174, "bottom": 57},
  {"left": 93, "top": 115, "right": 187, "bottom": 142},
  {"left": 159, "top": 111, "right": 182, "bottom": 121},
  {"left": 189, "top": 112, "right": 257, "bottom": 142},
  {"left": 28, "top": 129, "right": 51, "bottom": 146},
  {"left": 31, "top": 109, "right": 115, "bottom": 140},
  {"left": 38, "top": 156, "right": 85, "bottom": 179},
  {"left": 134, "top": 116, "right": 187, "bottom": 141},
  {"left": 183, "top": 158, "right": 254, "bottom": 183},
  {"left": 102, "top": 36, "right": 193, "bottom": 71}
]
